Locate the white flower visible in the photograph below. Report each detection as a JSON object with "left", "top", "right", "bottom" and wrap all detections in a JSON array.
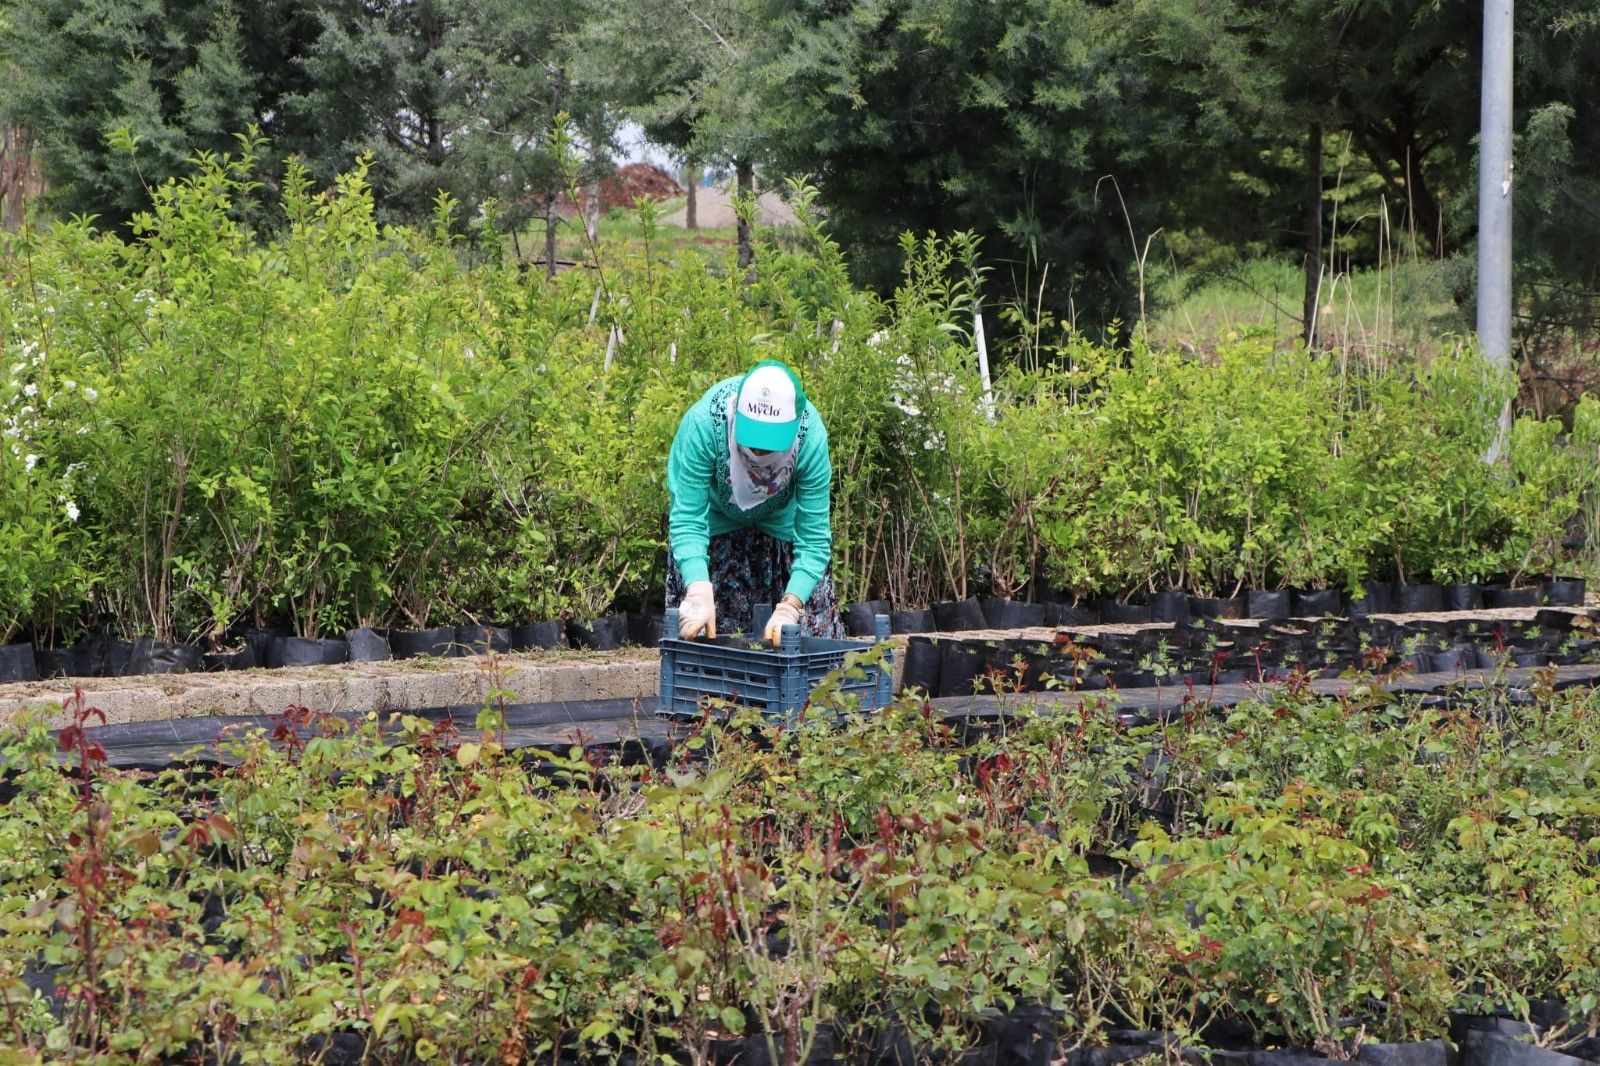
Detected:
[
  {"left": 24, "top": 453, "right": 37, "bottom": 471},
  {"left": 83, "top": 387, "right": 98, "bottom": 402},
  {"left": 22, "top": 383, "right": 36, "bottom": 397},
  {"left": 64, "top": 379, "right": 76, "bottom": 390}
]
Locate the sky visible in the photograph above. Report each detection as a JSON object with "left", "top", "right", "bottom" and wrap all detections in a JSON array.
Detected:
[{"left": 615, "top": 120, "right": 676, "bottom": 171}]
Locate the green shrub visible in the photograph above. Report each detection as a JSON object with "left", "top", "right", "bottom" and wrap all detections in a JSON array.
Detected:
[
  {"left": 0, "top": 147, "right": 1594, "bottom": 645},
  {"left": 6, "top": 675, "right": 1600, "bottom": 1058}
]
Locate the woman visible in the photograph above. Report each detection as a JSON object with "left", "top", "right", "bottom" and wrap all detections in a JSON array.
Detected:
[{"left": 666, "top": 359, "right": 843, "bottom": 644}]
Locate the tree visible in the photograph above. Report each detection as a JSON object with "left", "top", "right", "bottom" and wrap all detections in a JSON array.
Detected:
[
  {"left": 1, "top": 0, "right": 281, "bottom": 227},
  {"left": 1, "top": 0, "right": 608, "bottom": 232},
  {"left": 283, "top": 0, "right": 613, "bottom": 230},
  {"left": 755, "top": 0, "right": 1244, "bottom": 331},
  {"left": 581, "top": 0, "right": 769, "bottom": 268}
]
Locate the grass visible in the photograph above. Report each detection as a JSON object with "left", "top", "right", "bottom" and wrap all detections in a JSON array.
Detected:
[
  {"left": 509, "top": 204, "right": 735, "bottom": 269},
  {"left": 1146, "top": 256, "right": 1465, "bottom": 363},
  {"left": 507, "top": 199, "right": 809, "bottom": 274}
]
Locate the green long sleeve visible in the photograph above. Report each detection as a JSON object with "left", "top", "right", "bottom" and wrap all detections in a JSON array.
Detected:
[
  {"left": 666, "top": 376, "right": 833, "bottom": 603},
  {"left": 666, "top": 404, "right": 715, "bottom": 588}
]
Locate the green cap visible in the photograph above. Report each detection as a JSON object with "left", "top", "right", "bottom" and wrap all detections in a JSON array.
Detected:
[{"left": 733, "top": 360, "right": 807, "bottom": 451}]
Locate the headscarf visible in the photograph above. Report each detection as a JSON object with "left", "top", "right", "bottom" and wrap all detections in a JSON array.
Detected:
[{"left": 726, "top": 393, "right": 798, "bottom": 510}]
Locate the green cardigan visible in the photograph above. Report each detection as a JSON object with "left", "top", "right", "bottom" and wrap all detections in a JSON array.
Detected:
[{"left": 666, "top": 375, "right": 833, "bottom": 603}]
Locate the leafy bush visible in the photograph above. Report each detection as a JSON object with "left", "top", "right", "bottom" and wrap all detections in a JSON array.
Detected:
[
  {"left": 0, "top": 148, "right": 1595, "bottom": 649},
  {"left": 4, "top": 672, "right": 1600, "bottom": 1059}
]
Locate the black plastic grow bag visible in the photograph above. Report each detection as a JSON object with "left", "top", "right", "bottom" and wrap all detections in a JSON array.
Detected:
[
  {"left": 1045, "top": 603, "right": 1100, "bottom": 627},
  {"left": 1148, "top": 589, "right": 1192, "bottom": 623},
  {"left": 1099, "top": 600, "right": 1153, "bottom": 624},
  {"left": 267, "top": 636, "right": 348, "bottom": 668},
  {"left": 242, "top": 626, "right": 288, "bottom": 670},
  {"left": 1348, "top": 580, "right": 1395, "bottom": 617},
  {"left": 509, "top": 621, "right": 566, "bottom": 651},
  {"left": 1543, "top": 577, "right": 1586, "bottom": 607},
  {"left": 127, "top": 638, "right": 203, "bottom": 675},
  {"left": 455, "top": 624, "right": 512, "bottom": 656},
  {"left": 103, "top": 639, "right": 135, "bottom": 677},
  {"left": 202, "top": 647, "right": 257, "bottom": 672},
  {"left": 899, "top": 636, "right": 943, "bottom": 696},
  {"left": 933, "top": 597, "right": 987, "bottom": 632},
  {"left": 938, "top": 641, "right": 988, "bottom": 697},
  {"left": 390, "top": 627, "right": 456, "bottom": 659},
  {"left": 1189, "top": 595, "right": 1244, "bottom": 620},
  {"left": 34, "top": 646, "right": 73, "bottom": 680},
  {"left": 845, "top": 600, "right": 890, "bottom": 637},
  {"left": 568, "top": 614, "right": 626, "bottom": 650},
  {"left": 345, "top": 628, "right": 392, "bottom": 662},
  {"left": 983, "top": 600, "right": 1049, "bottom": 629},
  {"left": 1245, "top": 589, "right": 1291, "bottom": 620},
  {"left": 1485, "top": 586, "right": 1543, "bottom": 609},
  {"left": 627, "top": 612, "right": 665, "bottom": 648},
  {"left": 0, "top": 643, "right": 38, "bottom": 683},
  {"left": 1290, "top": 587, "right": 1343, "bottom": 617},
  {"left": 890, "top": 609, "right": 936, "bottom": 635},
  {"left": 1396, "top": 582, "right": 1445, "bottom": 613}
]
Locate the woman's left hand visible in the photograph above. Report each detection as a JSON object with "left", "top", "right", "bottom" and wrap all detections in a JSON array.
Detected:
[{"left": 763, "top": 599, "right": 802, "bottom": 645}]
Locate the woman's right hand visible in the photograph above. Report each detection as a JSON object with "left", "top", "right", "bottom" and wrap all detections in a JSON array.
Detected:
[{"left": 677, "top": 581, "right": 717, "bottom": 639}]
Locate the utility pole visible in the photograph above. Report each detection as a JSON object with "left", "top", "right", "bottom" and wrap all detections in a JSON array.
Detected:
[{"left": 1478, "top": 0, "right": 1514, "bottom": 461}]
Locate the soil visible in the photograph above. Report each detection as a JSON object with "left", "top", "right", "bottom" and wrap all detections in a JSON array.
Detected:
[
  {"left": 660, "top": 185, "right": 800, "bottom": 229},
  {"left": 597, "top": 163, "right": 682, "bottom": 211}
]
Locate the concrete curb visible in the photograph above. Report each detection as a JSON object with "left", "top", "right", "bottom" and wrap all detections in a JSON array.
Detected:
[{"left": 0, "top": 652, "right": 662, "bottom": 731}]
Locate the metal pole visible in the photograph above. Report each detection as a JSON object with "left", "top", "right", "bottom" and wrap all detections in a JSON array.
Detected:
[{"left": 1478, "top": 0, "right": 1514, "bottom": 461}]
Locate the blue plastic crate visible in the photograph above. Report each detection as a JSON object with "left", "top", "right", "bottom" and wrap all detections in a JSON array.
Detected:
[{"left": 656, "top": 607, "right": 892, "bottom": 723}]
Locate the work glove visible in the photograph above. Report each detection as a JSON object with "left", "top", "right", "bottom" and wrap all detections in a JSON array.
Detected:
[
  {"left": 677, "top": 581, "right": 716, "bottom": 640},
  {"left": 763, "top": 598, "right": 803, "bottom": 646}
]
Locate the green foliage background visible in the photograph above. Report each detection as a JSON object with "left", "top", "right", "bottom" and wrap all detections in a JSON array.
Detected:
[
  {"left": 7, "top": 0, "right": 1600, "bottom": 345},
  {"left": 2, "top": 152, "right": 1597, "bottom": 646}
]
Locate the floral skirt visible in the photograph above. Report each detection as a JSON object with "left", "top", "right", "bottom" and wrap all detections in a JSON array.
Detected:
[{"left": 666, "top": 527, "right": 844, "bottom": 639}]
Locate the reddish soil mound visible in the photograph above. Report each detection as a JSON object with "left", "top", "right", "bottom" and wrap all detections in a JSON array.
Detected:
[
  {"left": 598, "top": 164, "right": 682, "bottom": 211},
  {"left": 518, "top": 164, "right": 683, "bottom": 222}
]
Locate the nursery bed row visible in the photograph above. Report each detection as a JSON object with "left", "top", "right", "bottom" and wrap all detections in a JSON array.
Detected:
[
  {"left": 0, "top": 615, "right": 660, "bottom": 684},
  {"left": 5, "top": 666, "right": 1600, "bottom": 1065},
  {"left": 31, "top": 661, "right": 1600, "bottom": 772},
  {"left": 3, "top": 576, "right": 1589, "bottom": 688},
  {"left": 840, "top": 578, "right": 1590, "bottom": 637},
  {"left": 899, "top": 608, "right": 1600, "bottom": 699},
  {"left": 5, "top": 602, "right": 1590, "bottom": 730}
]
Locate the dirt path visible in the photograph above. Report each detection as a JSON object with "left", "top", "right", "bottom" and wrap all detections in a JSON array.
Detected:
[{"left": 659, "top": 186, "right": 799, "bottom": 229}]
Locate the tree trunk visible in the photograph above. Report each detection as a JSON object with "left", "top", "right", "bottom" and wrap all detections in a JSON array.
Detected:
[
  {"left": 735, "top": 158, "right": 754, "bottom": 273},
  {"left": 1351, "top": 120, "right": 1449, "bottom": 257},
  {"left": 544, "top": 68, "right": 567, "bottom": 279},
  {"left": 1302, "top": 122, "right": 1324, "bottom": 349},
  {"left": 685, "top": 162, "right": 698, "bottom": 230},
  {"left": 545, "top": 199, "right": 558, "bottom": 280},
  {"left": 583, "top": 179, "right": 601, "bottom": 243},
  {"left": 1, "top": 125, "right": 42, "bottom": 232},
  {"left": 582, "top": 131, "right": 604, "bottom": 243}
]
